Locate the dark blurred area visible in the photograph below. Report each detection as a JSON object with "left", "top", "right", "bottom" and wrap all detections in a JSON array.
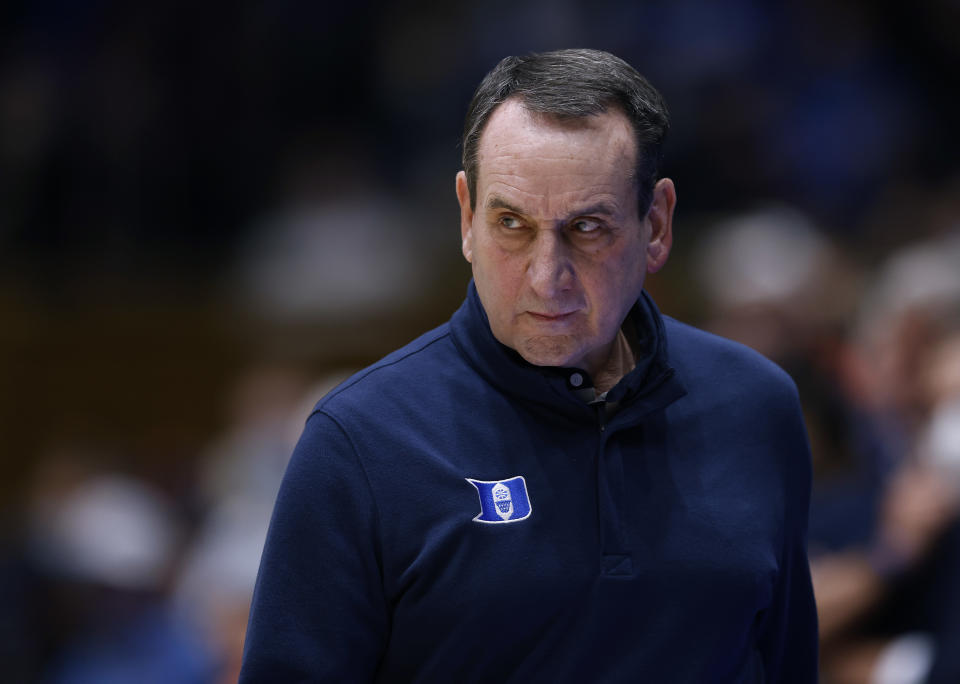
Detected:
[{"left": 1, "top": 1, "right": 958, "bottom": 682}]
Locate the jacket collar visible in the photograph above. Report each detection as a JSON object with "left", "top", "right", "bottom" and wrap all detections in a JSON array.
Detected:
[{"left": 449, "top": 281, "right": 687, "bottom": 425}]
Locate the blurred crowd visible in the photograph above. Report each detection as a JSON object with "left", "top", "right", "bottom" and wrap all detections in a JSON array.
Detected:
[
  {"left": 1, "top": 0, "right": 958, "bottom": 682},
  {"left": 2, "top": 367, "right": 350, "bottom": 682},
  {"left": 687, "top": 192, "right": 960, "bottom": 684}
]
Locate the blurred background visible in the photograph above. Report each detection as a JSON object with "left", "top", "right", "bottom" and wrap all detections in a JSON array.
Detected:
[{"left": 1, "top": 0, "right": 958, "bottom": 682}]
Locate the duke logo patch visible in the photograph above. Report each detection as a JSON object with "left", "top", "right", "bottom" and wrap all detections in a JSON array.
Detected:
[{"left": 465, "top": 476, "right": 532, "bottom": 524}]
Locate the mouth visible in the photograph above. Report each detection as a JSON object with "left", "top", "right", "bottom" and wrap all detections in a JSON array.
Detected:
[{"left": 527, "top": 311, "right": 577, "bottom": 322}]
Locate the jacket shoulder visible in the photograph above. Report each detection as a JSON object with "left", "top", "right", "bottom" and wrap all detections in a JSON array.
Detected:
[
  {"left": 313, "top": 322, "right": 464, "bottom": 417},
  {"left": 663, "top": 316, "right": 799, "bottom": 402}
]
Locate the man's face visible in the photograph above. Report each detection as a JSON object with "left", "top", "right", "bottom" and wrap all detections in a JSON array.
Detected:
[{"left": 456, "top": 99, "right": 674, "bottom": 374}]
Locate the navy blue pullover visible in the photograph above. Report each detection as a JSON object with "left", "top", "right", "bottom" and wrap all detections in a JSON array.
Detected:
[{"left": 241, "top": 283, "right": 818, "bottom": 682}]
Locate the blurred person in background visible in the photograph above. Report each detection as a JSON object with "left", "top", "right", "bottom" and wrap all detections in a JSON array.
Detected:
[
  {"left": 21, "top": 458, "right": 217, "bottom": 684},
  {"left": 694, "top": 204, "right": 960, "bottom": 682},
  {"left": 174, "top": 365, "right": 353, "bottom": 684},
  {"left": 809, "top": 232, "right": 960, "bottom": 684},
  {"left": 240, "top": 48, "right": 817, "bottom": 682}
]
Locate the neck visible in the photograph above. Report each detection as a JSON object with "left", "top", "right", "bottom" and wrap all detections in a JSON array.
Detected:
[{"left": 590, "top": 328, "right": 636, "bottom": 394}]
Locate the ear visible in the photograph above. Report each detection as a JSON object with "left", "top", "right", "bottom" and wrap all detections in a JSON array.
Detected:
[
  {"left": 645, "top": 178, "right": 676, "bottom": 274},
  {"left": 456, "top": 171, "right": 474, "bottom": 263}
]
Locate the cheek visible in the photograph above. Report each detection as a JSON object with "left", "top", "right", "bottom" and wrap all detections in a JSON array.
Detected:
[
  {"left": 472, "top": 249, "right": 521, "bottom": 316},
  {"left": 474, "top": 241, "right": 522, "bottom": 289},
  {"left": 584, "top": 253, "right": 645, "bottom": 315}
]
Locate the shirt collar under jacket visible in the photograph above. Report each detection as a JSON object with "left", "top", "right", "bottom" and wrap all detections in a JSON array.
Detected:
[{"left": 449, "top": 281, "right": 687, "bottom": 426}]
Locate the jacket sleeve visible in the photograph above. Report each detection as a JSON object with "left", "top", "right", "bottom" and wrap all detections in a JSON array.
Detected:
[
  {"left": 239, "top": 410, "right": 388, "bottom": 682},
  {"left": 757, "top": 384, "right": 820, "bottom": 682}
]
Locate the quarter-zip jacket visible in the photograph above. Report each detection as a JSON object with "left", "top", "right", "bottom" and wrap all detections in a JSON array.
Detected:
[{"left": 241, "top": 282, "right": 818, "bottom": 683}]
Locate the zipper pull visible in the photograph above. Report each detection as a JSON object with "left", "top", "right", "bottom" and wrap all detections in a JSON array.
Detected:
[{"left": 589, "top": 392, "right": 608, "bottom": 432}]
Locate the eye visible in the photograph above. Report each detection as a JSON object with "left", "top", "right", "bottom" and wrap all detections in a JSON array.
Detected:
[
  {"left": 498, "top": 215, "right": 523, "bottom": 230},
  {"left": 571, "top": 218, "right": 603, "bottom": 234}
]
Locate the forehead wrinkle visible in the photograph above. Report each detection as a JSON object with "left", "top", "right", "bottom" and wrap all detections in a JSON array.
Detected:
[
  {"left": 483, "top": 142, "right": 632, "bottom": 171},
  {"left": 483, "top": 169, "right": 626, "bottom": 206},
  {"left": 479, "top": 147, "right": 635, "bottom": 198},
  {"left": 483, "top": 184, "right": 626, "bottom": 225},
  {"left": 480, "top": 111, "right": 635, "bottom": 161}
]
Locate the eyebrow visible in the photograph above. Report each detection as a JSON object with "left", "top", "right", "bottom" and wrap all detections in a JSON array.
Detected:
[
  {"left": 485, "top": 195, "right": 619, "bottom": 219},
  {"left": 485, "top": 196, "right": 525, "bottom": 214}
]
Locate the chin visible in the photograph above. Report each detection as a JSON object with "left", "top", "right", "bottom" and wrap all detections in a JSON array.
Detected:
[{"left": 517, "top": 335, "right": 584, "bottom": 369}]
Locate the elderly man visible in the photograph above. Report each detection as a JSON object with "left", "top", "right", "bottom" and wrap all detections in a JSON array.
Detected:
[{"left": 240, "top": 49, "right": 818, "bottom": 682}]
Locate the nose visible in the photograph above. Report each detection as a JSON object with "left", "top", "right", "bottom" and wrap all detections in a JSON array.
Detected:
[{"left": 527, "top": 230, "right": 574, "bottom": 299}]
